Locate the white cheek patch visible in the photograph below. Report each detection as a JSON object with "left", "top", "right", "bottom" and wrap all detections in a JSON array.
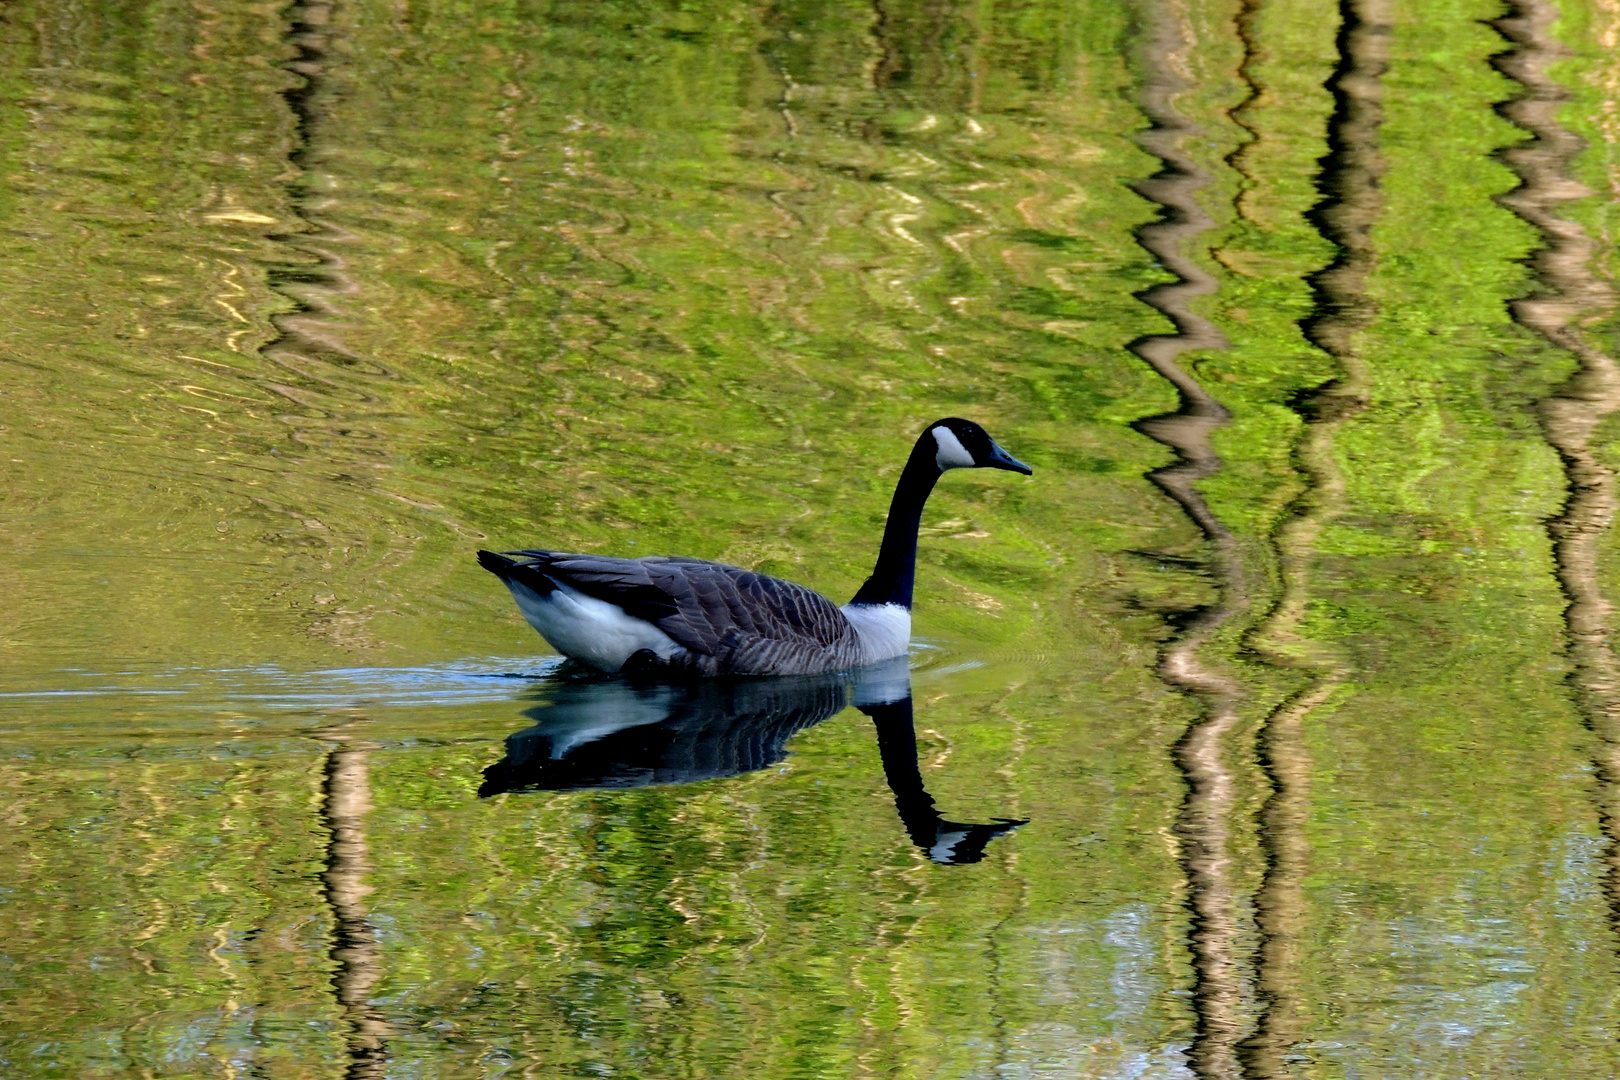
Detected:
[{"left": 931, "top": 426, "right": 975, "bottom": 470}]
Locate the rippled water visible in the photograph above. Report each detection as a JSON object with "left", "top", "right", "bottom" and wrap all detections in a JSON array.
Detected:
[{"left": 4, "top": 0, "right": 1620, "bottom": 1076}]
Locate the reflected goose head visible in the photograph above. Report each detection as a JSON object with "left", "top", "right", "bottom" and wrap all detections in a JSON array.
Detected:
[
  {"left": 925, "top": 818, "right": 1028, "bottom": 865},
  {"left": 926, "top": 418, "right": 1032, "bottom": 475}
]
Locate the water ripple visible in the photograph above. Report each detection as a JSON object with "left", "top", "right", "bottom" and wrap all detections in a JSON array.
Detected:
[
  {"left": 1127, "top": 2, "right": 1248, "bottom": 1074},
  {"left": 1492, "top": 0, "right": 1620, "bottom": 978}
]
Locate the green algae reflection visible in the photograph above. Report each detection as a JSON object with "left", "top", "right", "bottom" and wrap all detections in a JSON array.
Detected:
[{"left": 3, "top": 0, "right": 1620, "bottom": 1077}]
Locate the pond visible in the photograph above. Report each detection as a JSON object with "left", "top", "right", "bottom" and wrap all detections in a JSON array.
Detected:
[{"left": 2, "top": 0, "right": 1619, "bottom": 1076}]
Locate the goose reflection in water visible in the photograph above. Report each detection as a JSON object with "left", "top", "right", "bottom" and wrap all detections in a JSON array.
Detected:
[{"left": 479, "top": 659, "right": 1025, "bottom": 865}]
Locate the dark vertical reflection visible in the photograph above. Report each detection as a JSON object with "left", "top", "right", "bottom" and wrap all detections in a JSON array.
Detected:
[
  {"left": 269, "top": 1, "right": 376, "bottom": 390},
  {"left": 1127, "top": 1, "right": 1247, "bottom": 1074},
  {"left": 868, "top": 0, "right": 978, "bottom": 115},
  {"left": 282, "top": 6, "right": 391, "bottom": 1072},
  {"left": 1224, "top": 0, "right": 1263, "bottom": 210},
  {"left": 1241, "top": 1, "right": 1388, "bottom": 1072},
  {"left": 1299, "top": 0, "right": 1389, "bottom": 363},
  {"left": 1492, "top": 0, "right": 1620, "bottom": 963},
  {"left": 315, "top": 726, "right": 392, "bottom": 1079}
]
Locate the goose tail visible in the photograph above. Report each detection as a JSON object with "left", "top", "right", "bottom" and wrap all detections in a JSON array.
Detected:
[
  {"left": 477, "top": 549, "right": 559, "bottom": 595},
  {"left": 477, "top": 549, "right": 519, "bottom": 577}
]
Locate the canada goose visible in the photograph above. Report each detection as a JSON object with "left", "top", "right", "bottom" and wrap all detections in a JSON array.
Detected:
[{"left": 477, "top": 418, "right": 1031, "bottom": 677}]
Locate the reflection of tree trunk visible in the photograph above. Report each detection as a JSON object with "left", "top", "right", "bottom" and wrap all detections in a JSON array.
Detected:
[
  {"left": 272, "top": 1, "right": 398, "bottom": 638},
  {"left": 1241, "top": 2, "right": 1388, "bottom": 1074},
  {"left": 1300, "top": 0, "right": 1389, "bottom": 363},
  {"left": 1128, "top": 2, "right": 1248, "bottom": 1074},
  {"left": 317, "top": 729, "right": 392, "bottom": 1079},
  {"left": 869, "top": 0, "right": 969, "bottom": 96},
  {"left": 1493, "top": 0, "right": 1620, "bottom": 963},
  {"left": 273, "top": 1, "right": 374, "bottom": 384}
]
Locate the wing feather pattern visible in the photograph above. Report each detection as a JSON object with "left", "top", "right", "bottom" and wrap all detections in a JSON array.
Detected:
[{"left": 500, "top": 549, "right": 864, "bottom": 676}]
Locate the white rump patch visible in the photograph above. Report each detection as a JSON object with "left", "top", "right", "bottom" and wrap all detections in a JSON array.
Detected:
[
  {"left": 931, "top": 425, "right": 975, "bottom": 470},
  {"left": 840, "top": 602, "right": 912, "bottom": 664},
  {"left": 503, "top": 576, "right": 682, "bottom": 673}
]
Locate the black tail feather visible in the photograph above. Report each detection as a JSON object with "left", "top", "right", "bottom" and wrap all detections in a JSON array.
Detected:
[
  {"left": 476, "top": 549, "right": 525, "bottom": 577},
  {"left": 477, "top": 549, "right": 558, "bottom": 595}
]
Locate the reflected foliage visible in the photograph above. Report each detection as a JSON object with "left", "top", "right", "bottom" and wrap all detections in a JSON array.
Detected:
[{"left": 1, "top": 0, "right": 1620, "bottom": 1076}]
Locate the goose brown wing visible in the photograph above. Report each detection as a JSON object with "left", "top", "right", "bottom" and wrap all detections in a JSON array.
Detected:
[{"left": 503, "top": 550, "right": 862, "bottom": 673}]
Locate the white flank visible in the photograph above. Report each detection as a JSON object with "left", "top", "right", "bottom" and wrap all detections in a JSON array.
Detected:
[
  {"left": 931, "top": 426, "right": 975, "bottom": 470},
  {"left": 840, "top": 602, "right": 912, "bottom": 664},
  {"left": 503, "top": 576, "right": 682, "bottom": 673}
]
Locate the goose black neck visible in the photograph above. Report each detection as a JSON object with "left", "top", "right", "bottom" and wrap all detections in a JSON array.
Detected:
[{"left": 849, "top": 438, "right": 942, "bottom": 609}]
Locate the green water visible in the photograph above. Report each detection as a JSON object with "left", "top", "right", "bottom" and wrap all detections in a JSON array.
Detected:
[{"left": 3, "top": 0, "right": 1620, "bottom": 1075}]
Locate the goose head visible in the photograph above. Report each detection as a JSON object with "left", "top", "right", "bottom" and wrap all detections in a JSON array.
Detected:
[{"left": 925, "top": 418, "right": 1032, "bottom": 475}]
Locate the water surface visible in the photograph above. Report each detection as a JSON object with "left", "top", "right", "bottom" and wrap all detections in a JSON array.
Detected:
[{"left": 4, "top": 0, "right": 1620, "bottom": 1076}]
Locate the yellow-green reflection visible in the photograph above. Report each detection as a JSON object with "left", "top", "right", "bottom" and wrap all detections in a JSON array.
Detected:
[{"left": 2, "top": 0, "right": 1620, "bottom": 1076}]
